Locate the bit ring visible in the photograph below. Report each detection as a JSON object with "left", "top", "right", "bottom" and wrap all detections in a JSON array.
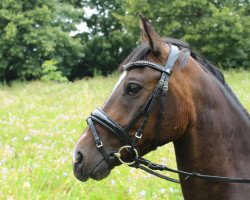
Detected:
[{"left": 113, "top": 145, "right": 138, "bottom": 165}]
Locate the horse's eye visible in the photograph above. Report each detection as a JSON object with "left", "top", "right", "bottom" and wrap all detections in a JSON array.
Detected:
[{"left": 126, "top": 83, "right": 142, "bottom": 95}]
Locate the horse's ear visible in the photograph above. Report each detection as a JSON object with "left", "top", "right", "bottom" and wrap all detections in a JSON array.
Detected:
[{"left": 139, "top": 14, "right": 165, "bottom": 55}]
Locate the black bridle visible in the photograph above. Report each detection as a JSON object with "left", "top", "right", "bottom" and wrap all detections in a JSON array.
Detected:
[{"left": 86, "top": 44, "right": 250, "bottom": 184}]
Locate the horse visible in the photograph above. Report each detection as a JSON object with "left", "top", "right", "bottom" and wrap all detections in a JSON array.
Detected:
[{"left": 73, "top": 15, "right": 250, "bottom": 200}]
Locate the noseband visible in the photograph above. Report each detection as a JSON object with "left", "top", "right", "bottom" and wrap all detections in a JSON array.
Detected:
[{"left": 86, "top": 44, "right": 250, "bottom": 184}]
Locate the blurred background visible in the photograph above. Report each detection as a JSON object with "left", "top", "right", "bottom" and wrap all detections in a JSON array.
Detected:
[{"left": 1, "top": 0, "right": 250, "bottom": 84}]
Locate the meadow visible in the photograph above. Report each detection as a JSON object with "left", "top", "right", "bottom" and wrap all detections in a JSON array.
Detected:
[{"left": 0, "top": 70, "right": 249, "bottom": 200}]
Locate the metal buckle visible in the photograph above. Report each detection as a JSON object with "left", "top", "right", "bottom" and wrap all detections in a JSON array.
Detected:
[
  {"left": 165, "top": 68, "right": 171, "bottom": 74},
  {"left": 113, "top": 145, "right": 138, "bottom": 165},
  {"left": 96, "top": 141, "right": 103, "bottom": 148},
  {"left": 135, "top": 132, "right": 142, "bottom": 139}
]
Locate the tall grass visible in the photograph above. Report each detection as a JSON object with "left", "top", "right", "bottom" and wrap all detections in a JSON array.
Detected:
[{"left": 0, "top": 70, "right": 249, "bottom": 200}]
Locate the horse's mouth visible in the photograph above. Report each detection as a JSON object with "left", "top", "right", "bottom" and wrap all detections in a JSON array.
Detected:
[
  {"left": 73, "top": 159, "right": 111, "bottom": 182},
  {"left": 73, "top": 164, "right": 89, "bottom": 182},
  {"left": 90, "top": 159, "right": 111, "bottom": 181}
]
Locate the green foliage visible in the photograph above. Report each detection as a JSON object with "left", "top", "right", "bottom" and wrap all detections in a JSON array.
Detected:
[
  {"left": 71, "top": 0, "right": 136, "bottom": 78},
  {"left": 41, "top": 60, "right": 68, "bottom": 82},
  {"left": 115, "top": 0, "right": 250, "bottom": 69},
  {"left": 78, "top": 32, "right": 135, "bottom": 76},
  {"left": 1, "top": 0, "right": 250, "bottom": 82},
  {"left": 0, "top": 0, "right": 84, "bottom": 83}
]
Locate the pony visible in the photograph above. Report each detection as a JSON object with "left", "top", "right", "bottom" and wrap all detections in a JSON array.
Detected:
[{"left": 73, "top": 15, "right": 250, "bottom": 200}]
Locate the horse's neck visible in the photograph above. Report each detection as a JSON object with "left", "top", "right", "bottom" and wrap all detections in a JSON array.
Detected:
[{"left": 173, "top": 69, "right": 250, "bottom": 200}]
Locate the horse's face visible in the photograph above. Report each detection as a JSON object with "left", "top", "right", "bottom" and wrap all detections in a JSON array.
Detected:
[
  {"left": 73, "top": 67, "right": 161, "bottom": 181},
  {"left": 73, "top": 16, "right": 188, "bottom": 182}
]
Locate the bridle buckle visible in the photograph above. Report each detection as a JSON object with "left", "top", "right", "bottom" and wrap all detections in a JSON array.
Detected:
[
  {"left": 135, "top": 131, "right": 142, "bottom": 139},
  {"left": 96, "top": 141, "right": 103, "bottom": 148}
]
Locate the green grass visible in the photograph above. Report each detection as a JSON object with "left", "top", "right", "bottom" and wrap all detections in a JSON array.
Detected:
[{"left": 0, "top": 70, "right": 249, "bottom": 200}]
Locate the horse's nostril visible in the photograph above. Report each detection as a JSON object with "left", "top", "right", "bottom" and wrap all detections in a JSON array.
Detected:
[
  {"left": 73, "top": 150, "right": 88, "bottom": 181},
  {"left": 76, "top": 152, "right": 83, "bottom": 162},
  {"left": 74, "top": 151, "right": 85, "bottom": 167}
]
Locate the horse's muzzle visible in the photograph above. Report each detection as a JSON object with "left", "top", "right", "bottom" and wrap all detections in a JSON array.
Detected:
[{"left": 73, "top": 150, "right": 89, "bottom": 181}]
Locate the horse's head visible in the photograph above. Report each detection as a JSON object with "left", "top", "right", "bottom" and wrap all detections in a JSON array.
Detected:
[{"left": 73, "top": 15, "right": 193, "bottom": 182}]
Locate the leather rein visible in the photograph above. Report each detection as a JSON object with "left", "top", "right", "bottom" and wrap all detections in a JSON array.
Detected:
[{"left": 86, "top": 44, "right": 250, "bottom": 184}]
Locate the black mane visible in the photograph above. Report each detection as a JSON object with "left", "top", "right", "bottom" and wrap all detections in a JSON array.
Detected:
[{"left": 120, "top": 38, "right": 250, "bottom": 118}]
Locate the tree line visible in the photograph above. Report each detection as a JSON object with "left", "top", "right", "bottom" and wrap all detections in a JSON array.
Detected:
[{"left": 1, "top": 0, "right": 249, "bottom": 83}]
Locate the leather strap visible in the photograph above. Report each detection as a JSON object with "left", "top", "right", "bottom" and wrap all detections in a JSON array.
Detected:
[
  {"left": 90, "top": 108, "right": 131, "bottom": 145},
  {"left": 123, "top": 61, "right": 172, "bottom": 74},
  {"left": 154, "top": 45, "right": 180, "bottom": 149},
  {"left": 86, "top": 118, "right": 113, "bottom": 168},
  {"left": 165, "top": 45, "right": 180, "bottom": 70},
  {"left": 134, "top": 156, "right": 250, "bottom": 184}
]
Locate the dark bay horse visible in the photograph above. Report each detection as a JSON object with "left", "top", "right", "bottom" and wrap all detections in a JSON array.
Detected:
[{"left": 73, "top": 15, "right": 250, "bottom": 200}]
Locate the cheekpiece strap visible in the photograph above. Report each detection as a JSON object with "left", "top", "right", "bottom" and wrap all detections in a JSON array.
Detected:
[{"left": 86, "top": 117, "right": 113, "bottom": 168}]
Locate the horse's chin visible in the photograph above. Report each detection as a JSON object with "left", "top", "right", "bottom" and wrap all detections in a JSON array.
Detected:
[{"left": 90, "top": 160, "right": 111, "bottom": 181}]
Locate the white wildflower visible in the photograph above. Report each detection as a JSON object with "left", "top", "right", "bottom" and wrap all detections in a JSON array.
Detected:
[
  {"left": 23, "top": 181, "right": 31, "bottom": 189},
  {"left": 29, "top": 129, "right": 39, "bottom": 136},
  {"left": 18, "top": 167, "right": 24, "bottom": 173},
  {"left": 63, "top": 172, "right": 68, "bottom": 177},
  {"left": 2, "top": 175, "right": 7, "bottom": 181},
  {"left": 139, "top": 190, "right": 146, "bottom": 198},
  {"left": 2, "top": 167, "right": 8, "bottom": 174},
  {"left": 68, "top": 137, "right": 74, "bottom": 143},
  {"left": 27, "top": 123, "right": 33, "bottom": 127},
  {"left": 169, "top": 187, "right": 174, "bottom": 193},
  {"left": 160, "top": 188, "right": 166, "bottom": 194},
  {"left": 59, "top": 157, "right": 67, "bottom": 165},
  {"left": 24, "top": 136, "right": 31, "bottom": 141},
  {"left": 160, "top": 157, "right": 167, "bottom": 165},
  {"left": 7, "top": 196, "right": 14, "bottom": 200},
  {"left": 0, "top": 159, "right": 6, "bottom": 166},
  {"left": 110, "top": 179, "right": 116, "bottom": 185},
  {"left": 3, "top": 145, "right": 15, "bottom": 158},
  {"left": 33, "top": 163, "right": 39, "bottom": 168}
]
